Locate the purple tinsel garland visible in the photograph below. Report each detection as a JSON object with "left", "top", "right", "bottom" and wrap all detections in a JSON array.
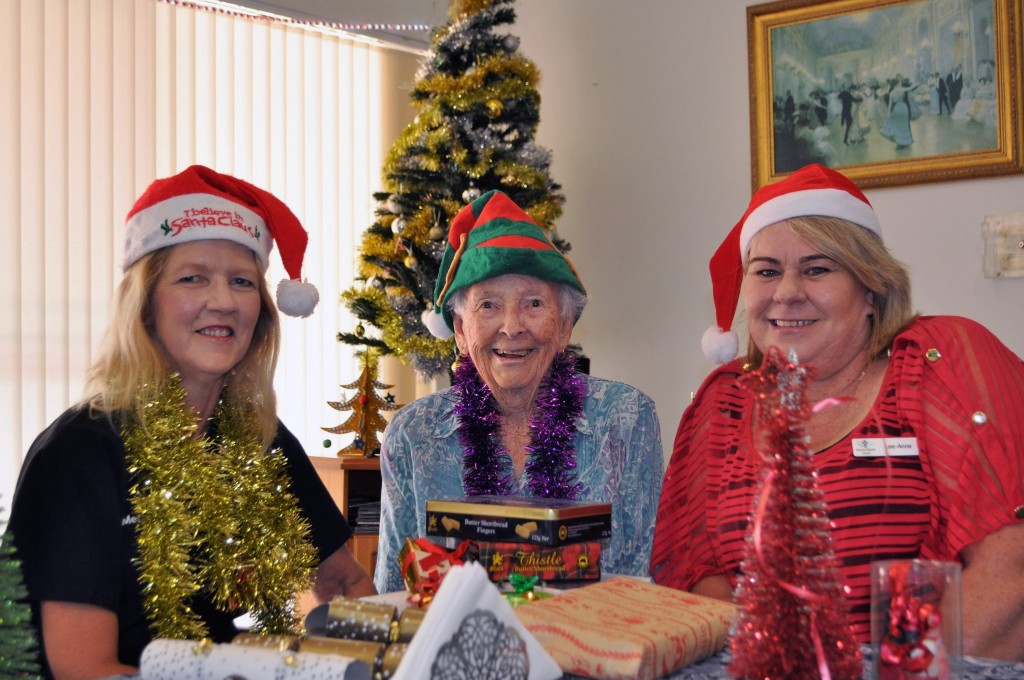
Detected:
[{"left": 453, "top": 350, "right": 585, "bottom": 498}]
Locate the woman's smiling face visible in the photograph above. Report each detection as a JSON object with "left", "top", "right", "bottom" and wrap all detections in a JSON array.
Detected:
[
  {"left": 453, "top": 273, "right": 572, "bottom": 403},
  {"left": 150, "top": 239, "right": 262, "bottom": 393},
  {"left": 743, "top": 221, "right": 874, "bottom": 376}
]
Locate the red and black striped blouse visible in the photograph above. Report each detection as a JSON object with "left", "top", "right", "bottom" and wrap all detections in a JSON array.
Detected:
[{"left": 651, "top": 316, "right": 1024, "bottom": 641}]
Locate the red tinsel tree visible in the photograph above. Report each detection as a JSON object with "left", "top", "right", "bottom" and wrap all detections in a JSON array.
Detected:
[{"left": 729, "top": 348, "right": 862, "bottom": 680}]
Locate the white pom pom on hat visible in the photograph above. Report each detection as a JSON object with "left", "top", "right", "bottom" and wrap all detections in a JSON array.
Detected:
[
  {"left": 704, "top": 163, "right": 881, "bottom": 364},
  {"left": 124, "top": 164, "right": 319, "bottom": 318},
  {"left": 702, "top": 326, "right": 740, "bottom": 366},
  {"left": 422, "top": 307, "right": 454, "bottom": 339},
  {"left": 277, "top": 278, "right": 320, "bottom": 319}
]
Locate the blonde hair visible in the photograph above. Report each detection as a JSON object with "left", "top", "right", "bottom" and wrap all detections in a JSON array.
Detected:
[
  {"left": 744, "top": 215, "right": 916, "bottom": 367},
  {"left": 81, "top": 247, "right": 281, "bottom": 449}
]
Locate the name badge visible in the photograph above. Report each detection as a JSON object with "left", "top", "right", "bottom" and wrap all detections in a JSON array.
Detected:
[{"left": 851, "top": 437, "right": 919, "bottom": 458}]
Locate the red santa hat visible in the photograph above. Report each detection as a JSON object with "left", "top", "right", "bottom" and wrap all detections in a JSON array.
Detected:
[
  {"left": 124, "top": 165, "right": 318, "bottom": 318},
  {"left": 702, "top": 164, "right": 881, "bottom": 364}
]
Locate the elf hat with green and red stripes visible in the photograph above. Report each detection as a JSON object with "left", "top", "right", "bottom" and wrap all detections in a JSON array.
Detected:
[{"left": 427, "top": 190, "right": 585, "bottom": 337}]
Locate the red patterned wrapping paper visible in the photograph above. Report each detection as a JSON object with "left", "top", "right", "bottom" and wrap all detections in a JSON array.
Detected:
[
  {"left": 471, "top": 540, "right": 601, "bottom": 582},
  {"left": 514, "top": 577, "right": 736, "bottom": 680}
]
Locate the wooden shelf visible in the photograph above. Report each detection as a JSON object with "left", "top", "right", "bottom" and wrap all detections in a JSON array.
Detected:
[
  {"left": 311, "top": 455, "right": 381, "bottom": 579},
  {"left": 335, "top": 456, "right": 383, "bottom": 471}
]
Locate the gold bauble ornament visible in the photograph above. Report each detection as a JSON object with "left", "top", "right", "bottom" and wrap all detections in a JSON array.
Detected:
[
  {"left": 485, "top": 99, "right": 504, "bottom": 117},
  {"left": 404, "top": 255, "right": 418, "bottom": 270},
  {"left": 429, "top": 225, "right": 445, "bottom": 240},
  {"left": 355, "top": 323, "right": 366, "bottom": 338}
]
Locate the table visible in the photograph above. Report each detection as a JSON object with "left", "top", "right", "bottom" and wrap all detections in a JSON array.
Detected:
[
  {"left": 110, "top": 645, "right": 1024, "bottom": 680},
  {"left": 625, "top": 644, "right": 1024, "bottom": 679}
]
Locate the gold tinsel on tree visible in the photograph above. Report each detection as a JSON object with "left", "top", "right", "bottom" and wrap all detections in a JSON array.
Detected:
[
  {"left": 338, "top": 0, "right": 570, "bottom": 379},
  {"left": 323, "top": 352, "right": 405, "bottom": 457}
]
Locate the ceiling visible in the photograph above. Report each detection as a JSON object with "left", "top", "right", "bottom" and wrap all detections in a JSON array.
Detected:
[{"left": 235, "top": 0, "right": 451, "bottom": 50}]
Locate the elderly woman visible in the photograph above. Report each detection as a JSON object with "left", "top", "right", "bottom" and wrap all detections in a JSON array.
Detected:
[
  {"left": 375, "top": 190, "right": 664, "bottom": 593},
  {"left": 651, "top": 164, "right": 1024, "bottom": 660},
  {"left": 9, "top": 166, "right": 375, "bottom": 680}
]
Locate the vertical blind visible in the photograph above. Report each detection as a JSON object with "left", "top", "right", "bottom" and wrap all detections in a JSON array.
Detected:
[{"left": 1, "top": 0, "right": 405, "bottom": 516}]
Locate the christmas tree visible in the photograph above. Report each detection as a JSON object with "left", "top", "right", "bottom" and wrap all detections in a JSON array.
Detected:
[
  {"left": 339, "top": 0, "right": 569, "bottom": 380},
  {"left": 323, "top": 352, "right": 405, "bottom": 457},
  {"left": 729, "top": 348, "right": 862, "bottom": 680},
  {"left": 0, "top": 532, "right": 42, "bottom": 679}
]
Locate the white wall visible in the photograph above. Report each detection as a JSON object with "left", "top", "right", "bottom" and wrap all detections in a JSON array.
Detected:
[{"left": 511, "top": 0, "right": 1024, "bottom": 457}]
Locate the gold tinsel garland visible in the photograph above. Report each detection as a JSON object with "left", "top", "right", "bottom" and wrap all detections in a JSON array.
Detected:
[
  {"left": 123, "top": 375, "right": 317, "bottom": 640},
  {"left": 441, "top": 77, "right": 540, "bottom": 115},
  {"left": 450, "top": 0, "right": 493, "bottom": 21},
  {"left": 384, "top": 122, "right": 454, "bottom": 175},
  {"left": 342, "top": 287, "right": 456, "bottom": 360},
  {"left": 415, "top": 55, "right": 539, "bottom": 100}
]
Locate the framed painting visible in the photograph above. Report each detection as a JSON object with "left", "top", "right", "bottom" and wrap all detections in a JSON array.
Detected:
[{"left": 747, "top": 0, "right": 1023, "bottom": 190}]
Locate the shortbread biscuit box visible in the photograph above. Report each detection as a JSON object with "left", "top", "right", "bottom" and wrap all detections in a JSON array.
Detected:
[{"left": 425, "top": 495, "right": 611, "bottom": 546}]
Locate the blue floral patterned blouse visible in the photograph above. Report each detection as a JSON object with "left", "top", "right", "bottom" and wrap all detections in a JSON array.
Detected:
[{"left": 374, "top": 375, "right": 665, "bottom": 593}]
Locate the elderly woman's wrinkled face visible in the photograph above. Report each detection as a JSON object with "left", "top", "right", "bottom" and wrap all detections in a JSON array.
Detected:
[
  {"left": 151, "top": 239, "right": 262, "bottom": 392},
  {"left": 454, "top": 273, "right": 572, "bottom": 401},
  {"left": 744, "top": 222, "right": 874, "bottom": 377}
]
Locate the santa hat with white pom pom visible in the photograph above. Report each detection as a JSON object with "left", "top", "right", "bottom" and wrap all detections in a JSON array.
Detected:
[
  {"left": 123, "top": 164, "right": 319, "bottom": 318},
  {"left": 703, "top": 163, "right": 881, "bottom": 364}
]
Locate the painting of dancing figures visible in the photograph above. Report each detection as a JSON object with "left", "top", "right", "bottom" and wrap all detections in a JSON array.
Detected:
[{"left": 749, "top": 0, "right": 1022, "bottom": 189}]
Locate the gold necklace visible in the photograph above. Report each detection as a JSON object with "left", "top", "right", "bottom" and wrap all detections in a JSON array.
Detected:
[{"left": 845, "top": 365, "right": 869, "bottom": 395}]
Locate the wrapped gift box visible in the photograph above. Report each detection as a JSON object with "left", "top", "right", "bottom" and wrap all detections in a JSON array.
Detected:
[
  {"left": 425, "top": 495, "right": 611, "bottom": 547},
  {"left": 514, "top": 577, "right": 736, "bottom": 680},
  {"left": 471, "top": 540, "right": 601, "bottom": 582},
  {"left": 398, "top": 536, "right": 469, "bottom": 597}
]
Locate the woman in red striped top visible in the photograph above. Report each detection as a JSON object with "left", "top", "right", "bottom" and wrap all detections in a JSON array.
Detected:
[{"left": 651, "top": 164, "right": 1024, "bottom": 661}]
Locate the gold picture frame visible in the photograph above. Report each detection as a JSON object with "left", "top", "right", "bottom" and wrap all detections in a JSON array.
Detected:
[{"left": 747, "top": 0, "right": 1023, "bottom": 190}]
